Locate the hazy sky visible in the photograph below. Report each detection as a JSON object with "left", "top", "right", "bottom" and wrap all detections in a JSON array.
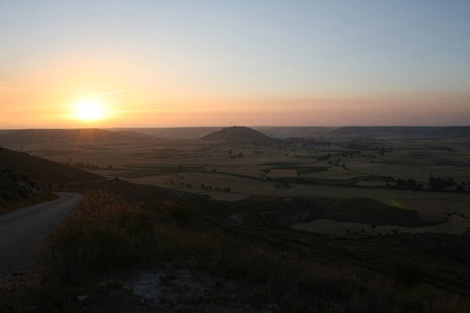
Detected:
[{"left": 1, "top": 0, "right": 469, "bottom": 128}]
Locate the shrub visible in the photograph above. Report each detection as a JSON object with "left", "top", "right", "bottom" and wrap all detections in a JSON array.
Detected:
[
  {"left": 49, "top": 191, "right": 158, "bottom": 282},
  {"left": 7, "top": 186, "right": 468, "bottom": 313},
  {"left": 390, "top": 260, "right": 423, "bottom": 287},
  {"left": 171, "top": 206, "right": 196, "bottom": 229}
]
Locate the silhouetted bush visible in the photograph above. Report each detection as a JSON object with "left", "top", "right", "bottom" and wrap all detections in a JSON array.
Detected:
[{"left": 391, "top": 260, "right": 423, "bottom": 287}]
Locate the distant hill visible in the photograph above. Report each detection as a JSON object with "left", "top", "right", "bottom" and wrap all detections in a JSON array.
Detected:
[
  {"left": 434, "top": 126, "right": 470, "bottom": 137},
  {"left": 113, "top": 127, "right": 334, "bottom": 139},
  {"left": 115, "top": 127, "right": 224, "bottom": 139},
  {"left": 202, "top": 126, "right": 276, "bottom": 145},
  {"left": 0, "top": 128, "right": 153, "bottom": 144},
  {"left": 329, "top": 126, "right": 470, "bottom": 137},
  {"left": 0, "top": 147, "right": 102, "bottom": 185},
  {"left": 254, "top": 126, "right": 334, "bottom": 138}
]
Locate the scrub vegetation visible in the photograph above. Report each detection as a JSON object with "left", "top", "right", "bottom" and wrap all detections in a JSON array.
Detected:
[{"left": 1, "top": 180, "right": 469, "bottom": 312}]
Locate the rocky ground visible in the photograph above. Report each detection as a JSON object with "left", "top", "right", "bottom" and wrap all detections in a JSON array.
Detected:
[{"left": 69, "top": 264, "right": 279, "bottom": 313}]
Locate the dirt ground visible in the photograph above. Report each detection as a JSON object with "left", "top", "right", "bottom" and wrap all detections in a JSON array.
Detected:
[{"left": 69, "top": 264, "right": 278, "bottom": 313}]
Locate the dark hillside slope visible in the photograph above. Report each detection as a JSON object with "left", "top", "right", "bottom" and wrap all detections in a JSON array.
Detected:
[
  {"left": 202, "top": 126, "right": 276, "bottom": 145},
  {"left": 0, "top": 147, "right": 102, "bottom": 184},
  {"left": 0, "top": 171, "right": 41, "bottom": 207}
]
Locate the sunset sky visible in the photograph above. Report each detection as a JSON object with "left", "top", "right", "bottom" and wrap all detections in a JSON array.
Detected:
[{"left": 1, "top": 0, "right": 469, "bottom": 128}]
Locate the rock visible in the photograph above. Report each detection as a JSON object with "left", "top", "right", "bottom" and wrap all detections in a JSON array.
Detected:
[
  {"left": 229, "top": 213, "right": 244, "bottom": 223},
  {"left": 77, "top": 295, "right": 88, "bottom": 302}
]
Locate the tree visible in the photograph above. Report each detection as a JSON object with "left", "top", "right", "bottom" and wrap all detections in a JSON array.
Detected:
[
  {"left": 429, "top": 175, "right": 454, "bottom": 191},
  {"left": 405, "top": 179, "right": 417, "bottom": 190},
  {"left": 395, "top": 179, "right": 405, "bottom": 189}
]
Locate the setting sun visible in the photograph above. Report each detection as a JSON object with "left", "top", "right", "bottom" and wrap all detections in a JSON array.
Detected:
[{"left": 73, "top": 99, "right": 106, "bottom": 122}]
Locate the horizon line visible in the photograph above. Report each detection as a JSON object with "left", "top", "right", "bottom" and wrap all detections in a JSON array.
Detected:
[{"left": 1, "top": 125, "right": 470, "bottom": 131}]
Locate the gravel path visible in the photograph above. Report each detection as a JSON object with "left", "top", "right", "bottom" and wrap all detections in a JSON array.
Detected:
[{"left": 0, "top": 192, "right": 82, "bottom": 278}]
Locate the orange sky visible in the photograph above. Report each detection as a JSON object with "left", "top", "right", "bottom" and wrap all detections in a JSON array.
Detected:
[
  {"left": 1, "top": 1, "right": 469, "bottom": 128},
  {"left": 1, "top": 55, "right": 469, "bottom": 128}
]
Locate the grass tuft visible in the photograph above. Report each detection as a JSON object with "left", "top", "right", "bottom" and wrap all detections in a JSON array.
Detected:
[{"left": 48, "top": 191, "right": 159, "bottom": 282}]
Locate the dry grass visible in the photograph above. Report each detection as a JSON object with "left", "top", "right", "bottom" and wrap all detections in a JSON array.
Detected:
[
  {"left": 48, "top": 191, "right": 160, "bottom": 281},
  {"left": 1, "top": 186, "right": 468, "bottom": 313}
]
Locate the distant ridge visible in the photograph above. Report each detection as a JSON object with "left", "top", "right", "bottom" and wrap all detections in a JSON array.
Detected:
[
  {"left": 202, "top": 126, "right": 276, "bottom": 145},
  {"left": 253, "top": 126, "right": 333, "bottom": 138},
  {"left": 330, "top": 126, "right": 470, "bottom": 137},
  {"left": 0, "top": 147, "right": 102, "bottom": 184},
  {"left": 434, "top": 126, "right": 470, "bottom": 137},
  {"left": 0, "top": 128, "right": 152, "bottom": 144},
  {"left": 115, "top": 127, "right": 223, "bottom": 139}
]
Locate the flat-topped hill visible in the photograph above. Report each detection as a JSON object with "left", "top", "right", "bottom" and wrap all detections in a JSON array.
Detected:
[
  {"left": 330, "top": 126, "right": 470, "bottom": 137},
  {"left": 434, "top": 126, "right": 470, "bottom": 137},
  {"left": 201, "top": 126, "right": 276, "bottom": 145},
  {"left": 0, "top": 128, "right": 153, "bottom": 144},
  {"left": 0, "top": 147, "right": 102, "bottom": 185}
]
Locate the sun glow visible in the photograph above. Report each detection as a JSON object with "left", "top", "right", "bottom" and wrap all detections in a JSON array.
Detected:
[{"left": 73, "top": 98, "right": 106, "bottom": 122}]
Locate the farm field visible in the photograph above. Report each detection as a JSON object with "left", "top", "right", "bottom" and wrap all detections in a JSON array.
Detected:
[
  {"left": 292, "top": 215, "right": 469, "bottom": 237},
  {"left": 1, "top": 127, "right": 470, "bottom": 236}
]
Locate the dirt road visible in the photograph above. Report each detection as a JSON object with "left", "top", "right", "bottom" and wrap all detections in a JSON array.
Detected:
[{"left": 0, "top": 192, "right": 83, "bottom": 278}]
